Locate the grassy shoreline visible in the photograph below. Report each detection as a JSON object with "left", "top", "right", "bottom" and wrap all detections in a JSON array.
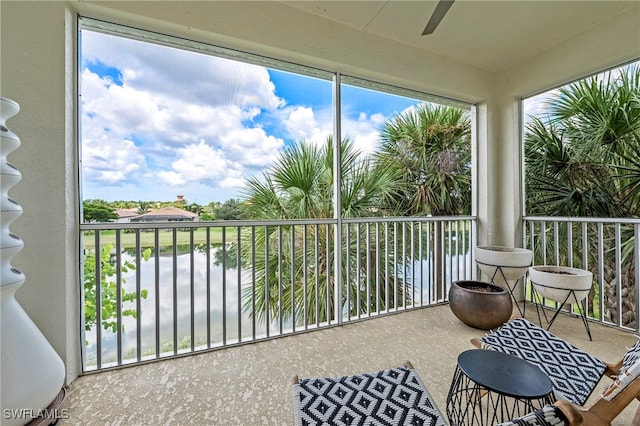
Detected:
[{"left": 82, "top": 228, "right": 226, "bottom": 250}]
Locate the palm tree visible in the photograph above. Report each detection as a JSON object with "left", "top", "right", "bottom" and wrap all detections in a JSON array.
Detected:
[
  {"left": 375, "top": 103, "right": 472, "bottom": 216},
  {"left": 375, "top": 103, "right": 472, "bottom": 300},
  {"left": 239, "top": 137, "right": 406, "bottom": 326},
  {"left": 524, "top": 64, "right": 640, "bottom": 323},
  {"left": 525, "top": 65, "right": 640, "bottom": 218},
  {"left": 136, "top": 201, "right": 151, "bottom": 215}
]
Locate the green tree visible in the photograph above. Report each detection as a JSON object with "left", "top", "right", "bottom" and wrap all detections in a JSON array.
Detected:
[
  {"left": 215, "top": 198, "right": 248, "bottom": 220},
  {"left": 525, "top": 65, "right": 640, "bottom": 217},
  {"left": 239, "top": 137, "right": 404, "bottom": 325},
  {"left": 199, "top": 201, "right": 220, "bottom": 221},
  {"left": 113, "top": 200, "right": 137, "bottom": 209},
  {"left": 136, "top": 201, "right": 151, "bottom": 215},
  {"left": 185, "top": 202, "right": 204, "bottom": 215},
  {"left": 83, "top": 200, "right": 118, "bottom": 223},
  {"left": 199, "top": 212, "right": 215, "bottom": 221},
  {"left": 376, "top": 103, "right": 472, "bottom": 216},
  {"left": 83, "top": 243, "right": 151, "bottom": 333},
  {"left": 524, "top": 64, "right": 640, "bottom": 323},
  {"left": 525, "top": 65, "right": 640, "bottom": 218},
  {"left": 375, "top": 103, "right": 472, "bottom": 300}
]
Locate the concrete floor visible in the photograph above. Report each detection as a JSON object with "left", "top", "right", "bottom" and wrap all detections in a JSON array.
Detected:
[{"left": 61, "top": 305, "right": 639, "bottom": 425}]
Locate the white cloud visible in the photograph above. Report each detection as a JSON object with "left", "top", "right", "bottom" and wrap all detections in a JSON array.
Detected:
[
  {"left": 523, "top": 92, "right": 555, "bottom": 125},
  {"left": 282, "top": 106, "right": 331, "bottom": 146},
  {"left": 218, "top": 127, "right": 284, "bottom": 167},
  {"left": 280, "top": 106, "right": 385, "bottom": 156},
  {"left": 342, "top": 112, "right": 384, "bottom": 156},
  {"left": 156, "top": 140, "right": 244, "bottom": 188},
  {"left": 82, "top": 31, "right": 283, "bottom": 110},
  {"left": 81, "top": 112, "right": 147, "bottom": 185},
  {"left": 80, "top": 31, "right": 290, "bottom": 202}
]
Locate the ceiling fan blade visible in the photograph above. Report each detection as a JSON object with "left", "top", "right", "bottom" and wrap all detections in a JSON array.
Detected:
[{"left": 422, "top": 0, "right": 455, "bottom": 35}]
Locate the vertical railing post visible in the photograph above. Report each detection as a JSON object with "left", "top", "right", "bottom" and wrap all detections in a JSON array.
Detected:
[
  {"left": 172, "top": 228, "right": 178, "bottom": 354},
  {"left": 567, "top": 220, "right": 573, "bottom": 267},
  {"left": 290, "top": 224, "right": 296, "bottom": 332},
  {"left": 95, "top": 231, "right": 102, "bottom": 370},
  {"left": 190, "top": 228, "right": 195, "bottom": 351},
  {"left": 115, "top": 229, "right": 122, "bottom": 365},
  {"left": 154, "top": 229, "right": 160, "bottom": 359},
  {"left": 333, "top": 72, "right": 343, "bottom": 325},
  {"left": 302, "top": 225, "right": 308, "bottom": 329},
  {"left": 135, "top": 229, "right": 142, "bottom": 361},
  {"left": 375, "top": 222, "right": 381, "bottom": 313},
  {"left": 597, "top": 223, "right": 605, "bottom": 324},
  {"left": 221, "top": 227, "right": 227, "bottom": 345},
  {"left": 345, "top": 224, "right": 352, "bottom": 320},
  {"left": 418, "top": 222, "right": 424, "bottom": 306},
  {"left": 635, "top": 224, "right": 640, "bottom": 333},
  {"left": 264, "top": 225, "right": 270, "bottom": 337},
  {"left": 206, "top": 227, "right": 212, "bottom": 348},
  {"left": 365, "top": 223, "right": 371, "bottom": 315},
  {"left": 250, "top": 226, "right": 256, "bottom": 339},
  {"left": 615, "top": 223, "right": 622, "bottom": 326},
  {"left": 237, "top": 226, "right": 242, "bottom": 341}
]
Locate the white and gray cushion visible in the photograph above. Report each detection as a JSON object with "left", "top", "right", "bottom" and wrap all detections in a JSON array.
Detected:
[
  {"left": 620, "top": 339, "right": 640, "bottom": 370},
  {"left": 479, "top": 318, "right": 606, "bottom": 406},
  {"left": 496, "top": 404, "right": 569, "bottom": 426},
  {"left": 601, "top": 339, "right": 640, "bottom": 401},
  {"left": 292, "top": 366, "right": 447, "bottom": 426}
]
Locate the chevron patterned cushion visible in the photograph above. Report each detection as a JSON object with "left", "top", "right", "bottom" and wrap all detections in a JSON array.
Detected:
[
  {"left": 479, "top": 318, "right": 606, "bottom": 406},
  {"left": 496, "top": 404, "right": 568, "bottom": 426},
  {"left": 292, "top": 366, "right": 447, "bottom": 426}
]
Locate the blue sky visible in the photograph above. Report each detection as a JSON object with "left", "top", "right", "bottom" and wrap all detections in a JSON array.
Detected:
[
  {"left": 79, "top": 28, "right": 635, "bottom": 206},
  {"left": 80, "top": 30, "right": 418, "bottom": 205}
]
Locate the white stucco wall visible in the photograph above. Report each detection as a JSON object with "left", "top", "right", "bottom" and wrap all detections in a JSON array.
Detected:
[
  {"left": 1, "top": 0, "right": 638, "bottom": 383},
  {"left": 1, "top": 1, "right": 81, "bottom": 383},
  {"left": 486, "top": 7, "right": 640, "bottom": 248}
]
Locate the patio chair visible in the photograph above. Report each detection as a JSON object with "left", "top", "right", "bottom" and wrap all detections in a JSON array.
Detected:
[
  {"left": 471, "top": 317, "right": 640, "bottom": 426},
  {"left": 291, "top": 360, "right": 583, "bottom": 425}
]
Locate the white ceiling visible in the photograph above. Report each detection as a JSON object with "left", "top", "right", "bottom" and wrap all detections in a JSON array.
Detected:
[{"left": 280, "top": 1, "right": 638, "bottom": 73}]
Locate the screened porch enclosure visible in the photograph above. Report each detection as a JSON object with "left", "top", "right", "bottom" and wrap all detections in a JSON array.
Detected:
[{"left": 1, "top": 0, "right": 639, "bottom": 394}]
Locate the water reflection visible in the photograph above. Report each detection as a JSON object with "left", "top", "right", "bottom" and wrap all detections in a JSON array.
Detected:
[
  {"left": 86, "top": 247, "right": 470, "bottom": 366},
  {"left": 86, "top": 246, "right": 257, "bottom": 365}
]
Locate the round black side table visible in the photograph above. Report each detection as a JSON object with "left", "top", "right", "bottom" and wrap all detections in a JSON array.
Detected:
[{"left": 446, "top": 349, "right": 555, "bottom": 426}]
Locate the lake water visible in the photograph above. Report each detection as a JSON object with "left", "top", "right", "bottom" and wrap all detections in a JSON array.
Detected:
[{"left": 85, "top": 247, "right": 471, "bottom": 366}]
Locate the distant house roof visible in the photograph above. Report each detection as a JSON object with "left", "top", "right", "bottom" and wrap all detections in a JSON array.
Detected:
[
  {"left": 116, "top": 208, "right": 139, "bottom": 219},
  {"left": 131, "top": 206, "right": 198, "bottom": 222}
]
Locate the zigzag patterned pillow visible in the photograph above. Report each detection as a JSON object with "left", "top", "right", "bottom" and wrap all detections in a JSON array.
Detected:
[
  {"left": 292, "top": 366, "right": 447, "bottom": 426},
  {"left": 479, "top": 318, "right": 606, "bottom": 406}
]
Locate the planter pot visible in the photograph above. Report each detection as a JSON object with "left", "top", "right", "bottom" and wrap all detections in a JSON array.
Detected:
[
  {"left": 474, "top": 246, "right": 533, "bottom": 282},
  {"left": 448, "top": 280, "right": 513, "bottom": 330},
  {"left": 529, "top": 265, "right": 593, "bottom": 303}
]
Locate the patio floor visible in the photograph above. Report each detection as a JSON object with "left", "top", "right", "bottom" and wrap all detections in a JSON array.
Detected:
[{"left": 61, "top": 304, "right": 639, "bottom": 425}]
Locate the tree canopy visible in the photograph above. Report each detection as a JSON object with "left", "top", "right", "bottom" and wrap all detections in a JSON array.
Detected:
[
  {"left": 240, "top": 137, "right": 407, "bottom": 324},
  {"left": 376, "top": 104, "right": 472, "bottom": 216},
  {"left": 83, "top": 200, "right": 118, "bottom": 222},
  {"left": 525, "top": 64, "right": 640, "bottom": 218}
]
